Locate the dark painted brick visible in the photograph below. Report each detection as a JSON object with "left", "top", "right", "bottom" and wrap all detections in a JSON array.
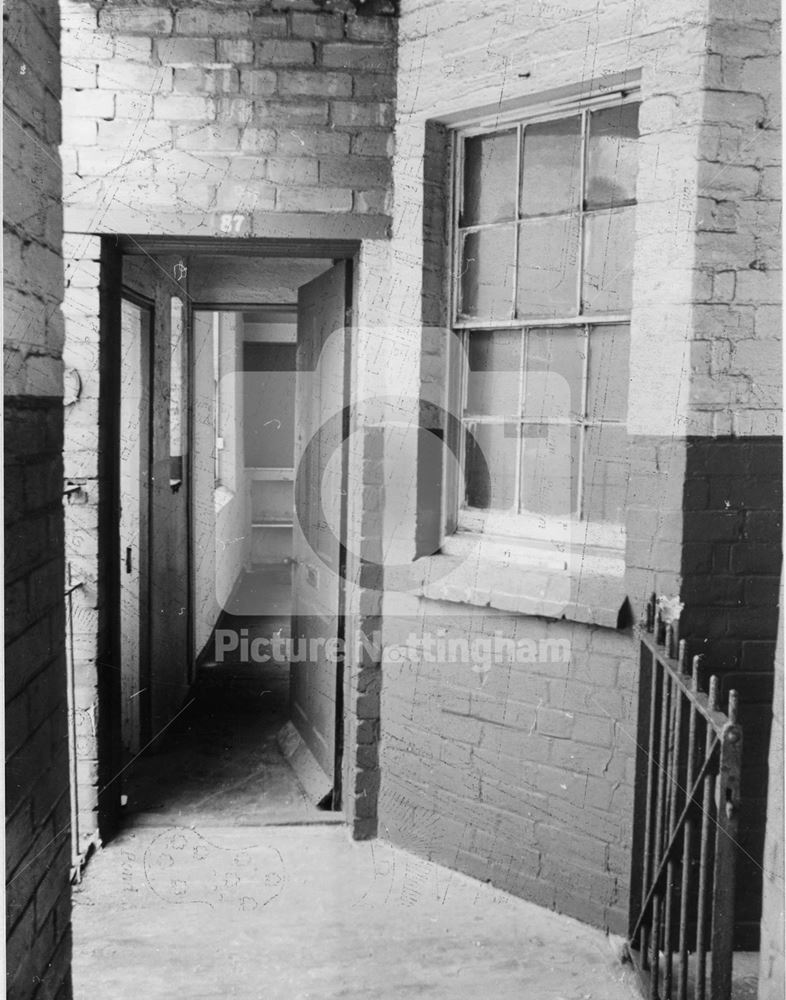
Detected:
[
  {"left": 707, "top": 476, "right": 782, "bottom": 511},
  {"left": 731, "top": 543, "right": 783, "bottom": 576},
  {"left": 683, "top": 510, "right": 745, "bottom": 542},
  {"left": 744, "top": 509, "right": 783, "bottom": 540}
]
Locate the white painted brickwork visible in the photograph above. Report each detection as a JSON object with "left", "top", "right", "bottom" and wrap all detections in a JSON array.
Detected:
[{"left": 60, "top": 0, "right": 395, "bottom": 234}]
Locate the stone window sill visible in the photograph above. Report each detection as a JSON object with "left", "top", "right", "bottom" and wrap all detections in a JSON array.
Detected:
[{"left": 411, "top": 530, "right": 627, "bottom": 628}]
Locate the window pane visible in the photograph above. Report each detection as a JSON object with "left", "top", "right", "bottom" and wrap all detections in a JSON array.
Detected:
[
  {"left": 459, "top": 226, "right": 515, "bottom": 321},
  {"left": 466, "top": 330, "right": 521, "bottom": 416},
  {"left": 520, "top": 423, "right": 579, "bottom": 517},
  {"left": 462, "top": 129, "right": 517, "bottom": 226},
  {"left": 522, "top": 327, "right": 585, "bottom": 421},
  {"left": 587, "top": 324, "right": 630, "bottom": 423},
  {"left": 586, "top": 103, "right": 639, "bottom": 209},
  {"left": 520, "top": 115, "right": 582, "bottom": 217},
  {"left": 582, "top": 424, "right": 628, "bottom": 523},
  {"left": 516, "top": 214, "right": 580, "bottom": 318},
  {"left": 464, "top": 422, "right": 517, "bottom": 510},
  {"left": 582, "top": 206, "right": 635, "bottom": 313}
]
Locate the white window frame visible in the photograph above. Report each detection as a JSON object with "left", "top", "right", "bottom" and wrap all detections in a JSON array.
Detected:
[{"left": 445, "top": 88, "right": 640, "bottom": 557}]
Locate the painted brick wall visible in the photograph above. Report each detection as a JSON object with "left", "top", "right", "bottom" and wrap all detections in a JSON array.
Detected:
[
  {"left": 690, "top": 10, "right": 781, "bottom": 438},
  {"left": 58, "top": 0, "right": 396, "bottom": 845},
  {"left": 758, "top": 619, "right": 784, "bottom": 1000},
  {"left": 379, "top": 610, "right": 637, "bottom": 934},
  {"left": 60, "top": 0, "right": 394, "bottom": 235},
  {"left": 4, "top": 1, "right": 72, "bottom": 997},
  {"left": 370, "top": 0, "right": 782, "bottom": 937}
]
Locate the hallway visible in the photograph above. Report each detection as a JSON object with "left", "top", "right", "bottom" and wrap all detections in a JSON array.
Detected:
[{"left": 120, "top": 569, "right": 325, "bottom": 829}]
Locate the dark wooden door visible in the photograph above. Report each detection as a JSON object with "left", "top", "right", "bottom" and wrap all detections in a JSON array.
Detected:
[{"left": 122, "top": 256, "right": 190, "bottom": 745}]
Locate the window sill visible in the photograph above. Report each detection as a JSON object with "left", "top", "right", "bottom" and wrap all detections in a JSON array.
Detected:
[{"left": 412, "top": 531, "right": 627, "bottom": 628}]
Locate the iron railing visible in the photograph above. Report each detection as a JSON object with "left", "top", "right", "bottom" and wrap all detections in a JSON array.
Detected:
[{"left": 628, "top": 595, "right": 743, "bottom": 1000}]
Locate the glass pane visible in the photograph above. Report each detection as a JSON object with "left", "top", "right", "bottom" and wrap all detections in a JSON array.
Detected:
[
  {"left": 582, "top": 206, "right": 635, "bottom": 313},
  {"left": 520, "top": 423, "right": 579, "bottom": 517},
  {"left": 466, "top": 330, "right": 521, "bottom": 416},
  {"left": 459, "top": 226, "right": 515, "bottom": 321},
  {"left": 582, "top": 424, "right": 628, "bottom": 523},
  {"left": 464, "top": 422, "right": 517, "bottom": 510},
  {"left": 516, "top": 214, "right": 580, "bottom": 318},
  {"left": 462, "top": 129, "right": 517, "bottom": 225},
  {"left": 522, "top": 327, "right": 585, "bottom": 421},
  {"left": 587, "top": 324, "right": 630, "bottom": 423},
  {"left": 586, "top": 103, "right": 639, "bottom": 209},
  {"left": 520, "top": 115, "right": 582, "bottom": 217}
]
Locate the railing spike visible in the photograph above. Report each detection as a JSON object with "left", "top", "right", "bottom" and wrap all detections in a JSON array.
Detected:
[
  {"left": 708, "top": 675, "right": 719, "bottom": 712},
  {"left": 678, "top": 638, "right": 688, "bottom": 673},
  {"left": 656, "top": 608, "right": 666, "bottom": 645},
  {"left": 665, "top": 622, "right": 675, "bottom": 658},
  {"left": 691, "top": 654, "right": 703, "bottom": 691},
  {"left": 646, "top": 594, "right": 656, "bottom": 632},
  {"left": 728, "top": 689, "right": 739, "bottom": 725}
]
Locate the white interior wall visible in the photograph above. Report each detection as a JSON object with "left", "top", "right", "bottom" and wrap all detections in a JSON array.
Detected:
[{"left": 192, "top": 310, "right": 248, "bottom": 659}]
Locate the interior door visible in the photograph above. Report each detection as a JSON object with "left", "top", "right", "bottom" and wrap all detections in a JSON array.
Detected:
[
  {"left": 121, "top": 256, "right": 190, "bottom": 746},
  {"left": 291, "top": 262, "right": 349, "bottom": 802},
  {"left": 119, "top": 297, "right": 151, "bottom": 758}
]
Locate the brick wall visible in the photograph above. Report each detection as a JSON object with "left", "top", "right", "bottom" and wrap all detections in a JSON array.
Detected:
[
  {"left": 4, "top": 0, "right": 71, "bottom": 997},
  {"left": 758, "top": 618, "right": 784, "bottom": 999},
  {"left": 379, "top": 610, "right": 637, "bottom": 934},
  {"left": 369, "top": 0, "right": 782, "bottom": 936},
  {"left": 60, "top": 0, "right": 394, "bottom": 235},
  {"left": 58, "top": 0, "right": 396, "bottom": 845}
]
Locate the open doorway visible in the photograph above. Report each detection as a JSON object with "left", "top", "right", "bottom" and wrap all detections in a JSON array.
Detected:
[{"left": 105, "top": 247, "right": 354, "bottom": 833}]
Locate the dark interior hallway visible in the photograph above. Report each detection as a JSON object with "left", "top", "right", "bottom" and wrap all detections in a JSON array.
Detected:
[{"left": 122, "top": 566, "right": 334, "bottom": 830}]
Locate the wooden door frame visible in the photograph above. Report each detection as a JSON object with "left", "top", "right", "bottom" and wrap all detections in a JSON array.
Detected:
[
  {"left": 183, "top": 242, "right": 358, "bottom": 816},
  {"left": 118, "top": 285, "right": 155, "bottom": 748},
  {"left": 101, "top": 237, "right": 359, "bottom": 833}
]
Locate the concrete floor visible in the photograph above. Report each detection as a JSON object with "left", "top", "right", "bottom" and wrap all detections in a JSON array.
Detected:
[
  {"left": 73, "top": 825, "right": 642, "bottom": 1000},
  {"left": 124, "top": 568, "right": 330, "bottom": 828},
  {"left": 73, "top": 566, "right": 641, "bottom": 999}
]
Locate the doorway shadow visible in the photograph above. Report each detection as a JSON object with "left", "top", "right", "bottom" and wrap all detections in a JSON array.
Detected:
[{"left": 122, "top": 566, "right": 335, "bottom": 829}]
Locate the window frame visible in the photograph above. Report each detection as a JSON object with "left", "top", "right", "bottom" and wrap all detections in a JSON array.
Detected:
[{"left": 445, "top": 88, "right": 639, "bottom": 553}]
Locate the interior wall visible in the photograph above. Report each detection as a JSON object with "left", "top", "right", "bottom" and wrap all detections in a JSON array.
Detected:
[
  {"left": 192, "top": 311, "right": 248, "bottom": 657},
  {"left": 192, "top": 311, "right": 220, "bottom": 658},
  {"left": 215, "top": 313, "right": 248, "bottom": 610}
]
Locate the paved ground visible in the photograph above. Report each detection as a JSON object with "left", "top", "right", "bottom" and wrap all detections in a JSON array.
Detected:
[
  {"left": 73, "top": 824, "right": 641, "bottom": 1000},
  {"left": 74, "top": 566, "right": 641, "bottom": 999}
]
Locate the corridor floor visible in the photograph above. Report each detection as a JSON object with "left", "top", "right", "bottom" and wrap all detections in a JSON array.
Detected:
[
  {"left": 122, "top": 567, "right": 327, "bottom": 828},
  {"left": 72, "top": 823, "right": 641, "bottom": 1000}
]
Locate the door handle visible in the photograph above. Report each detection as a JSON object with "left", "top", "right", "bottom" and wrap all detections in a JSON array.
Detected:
[{"left": 125, "top": 547, "right": 132, "bottom": 574}]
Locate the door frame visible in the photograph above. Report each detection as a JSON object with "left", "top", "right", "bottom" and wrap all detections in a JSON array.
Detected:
[
  {"left": 120, "top": 238, "right": 358, "bottom": 813},
  {"left": 188, "top": 256, "right": 356, "bottom": 811},
  {"left": 118, "top": 285, "right": 154, "bottom": 753}
]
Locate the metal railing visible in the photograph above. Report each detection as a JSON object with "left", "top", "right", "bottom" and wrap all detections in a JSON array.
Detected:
[{"left": 628, "top": 595, "right": 743, "bottom": 1000}]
